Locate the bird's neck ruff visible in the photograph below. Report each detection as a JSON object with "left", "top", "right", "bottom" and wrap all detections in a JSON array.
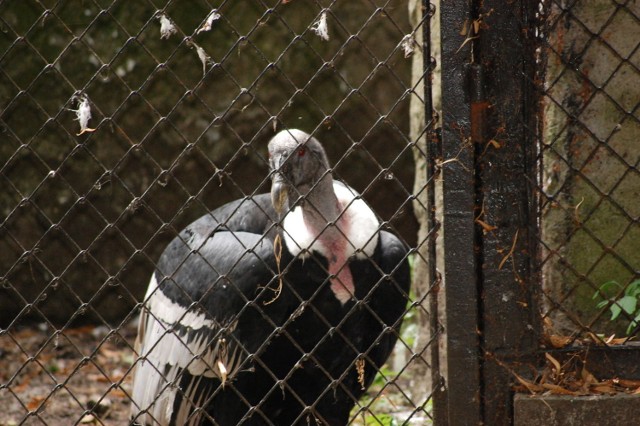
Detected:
[{"left": 281, "top": 181, "right": 380, "bottom": 304}]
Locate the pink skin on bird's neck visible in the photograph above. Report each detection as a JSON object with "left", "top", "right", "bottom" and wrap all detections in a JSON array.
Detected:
[{"left": 301, "top": 183, "right": 355, "bottom": 305}]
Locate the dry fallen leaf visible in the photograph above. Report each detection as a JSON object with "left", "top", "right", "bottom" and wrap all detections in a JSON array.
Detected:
[
  {"left": 543, "top": 316, "right": 554, "bottom": 329},
  {"left": 547, "top": 334, "right": 572, "bottom": 348},
  {"left": 581, "top": 367, "right": 597, "bottom": 385},
  {"left": 26, "top": 396, "right": 45, "bottom": 411},
  {"left": 98, "top": 346, "right": 121, "bottom": 359},
  {"left": 66, "top": 326, "right": 96, "bottom": 335},
  {"left": 617, "top": 379, "right": 640, "bottom": 388},
  {"left": 607, "top": 336, "right": 632, "bottom": 345},
  {"left": 109, "top": 388, "right": 128, "bottom": 398},
  {"left": 513, "top": 371, "right": 544, "bottom": 393},
  {"left": 542, "top": 383, "right": 577, "bottom": 395},
  {"left": 586, "top": 332, "right": 606, "bottom": 345},
  {"left": 545, "top": 353, "right": 562, "bottom": 375},
  {"left": 592, "top": 384, "right": 617, "bottom": 394}
]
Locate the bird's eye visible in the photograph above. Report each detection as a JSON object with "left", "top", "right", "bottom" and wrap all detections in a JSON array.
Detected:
[{"left": 298, "top": 147, "right": 306, "bottom": 157}]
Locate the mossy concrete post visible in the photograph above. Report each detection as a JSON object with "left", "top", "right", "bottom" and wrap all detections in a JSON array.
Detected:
[{"left": 541, "top": 1, "right": 640, "bottom": 334}]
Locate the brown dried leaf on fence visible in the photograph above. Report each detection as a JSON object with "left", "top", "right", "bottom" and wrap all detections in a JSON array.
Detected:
[
  {"left": 476, "top": 219, "right": 497, "bottom": 232},
  {"left": 498, "top": 230, "right": 518, "bottom": 270}
]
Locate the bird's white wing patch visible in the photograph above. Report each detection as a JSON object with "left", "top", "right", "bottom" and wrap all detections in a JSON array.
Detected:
[
  {"left": 143, "top": 274, "right": 217, "bottom": 332},
  {"left": 130, "top": 275, "right": 243, "bottom": 425}
]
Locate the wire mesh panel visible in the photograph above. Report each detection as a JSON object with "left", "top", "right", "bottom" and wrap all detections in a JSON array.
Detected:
[
  {"left": 0, "top": 0, "right": 438, "bottom": 425},
  {"left": 437, "top": 0, "right": 639, "bottom": 424},
  {"left": 539, "top": 0, "right": 640, "bottom": 342}
]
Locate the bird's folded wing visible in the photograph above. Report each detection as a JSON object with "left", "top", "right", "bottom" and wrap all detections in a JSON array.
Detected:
[
  {"left": 130, "top": 230, "right": 277, "bottom": 425},
  {"left": 130, "top": 274, "right": 246, "bottom": 425}
]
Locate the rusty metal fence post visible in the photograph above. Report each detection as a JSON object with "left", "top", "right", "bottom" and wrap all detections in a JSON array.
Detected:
[
  {"left": 439, "top": 0, "right": 482, "bottom": 424},
  {"left": 438, "top": 1, "right": 541, "bottom": 424}
]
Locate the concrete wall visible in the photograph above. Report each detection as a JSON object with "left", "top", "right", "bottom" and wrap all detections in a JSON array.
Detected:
[
  {"left": 514, "top": 394, "right": 640, "bottom": 426},
  {"left": 541, "top": 1, "right": 640, "bottom": 334}
]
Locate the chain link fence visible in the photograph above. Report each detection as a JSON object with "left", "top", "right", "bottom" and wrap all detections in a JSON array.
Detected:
[
  {"left": 538, "top": 0, "right": 640, "bottom": 342},
  {"left": 4, "top": 0, "right": 638, "bottom": 424},
  {"left": 434, "top": 0, "right": 640, "bottom": 423},
  {"left": 1, "top": 0, "right": 438, "bottom": 424}
]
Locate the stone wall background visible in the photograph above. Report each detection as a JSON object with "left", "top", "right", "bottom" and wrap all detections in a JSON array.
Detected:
[
  {"left": 541, "top": 1, "right": 640, "bottom": 335},
  {"left": 0, "top": 0, "right": 418, "bottom": 326}
]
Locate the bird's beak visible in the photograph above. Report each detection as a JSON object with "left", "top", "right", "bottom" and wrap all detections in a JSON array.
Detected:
[{"left": 271, "top": 173, "right": 289, "bottom": 216}]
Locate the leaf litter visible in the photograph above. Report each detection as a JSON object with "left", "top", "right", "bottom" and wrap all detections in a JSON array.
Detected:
[
  {"left": 510, "top": 351, "right": 640, "bottom": 397},
  {"left": 0, "top": 321, "right": 137, "bottom": 425},
  {"left": 505, "top": 317, "right": 640, "bottom": 398}
]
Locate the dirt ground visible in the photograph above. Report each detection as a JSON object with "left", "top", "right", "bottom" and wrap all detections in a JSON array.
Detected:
[
  {"left": 0, "top": 320, "right": 428, "bottom": 425},
  {"left": 0, "top": 320, "right": 137, "bottom": 425}
]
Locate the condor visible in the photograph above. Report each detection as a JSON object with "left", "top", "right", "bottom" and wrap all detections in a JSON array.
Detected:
[{"left": 130, "top": 129, "right": 410, "bottom": 425}]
